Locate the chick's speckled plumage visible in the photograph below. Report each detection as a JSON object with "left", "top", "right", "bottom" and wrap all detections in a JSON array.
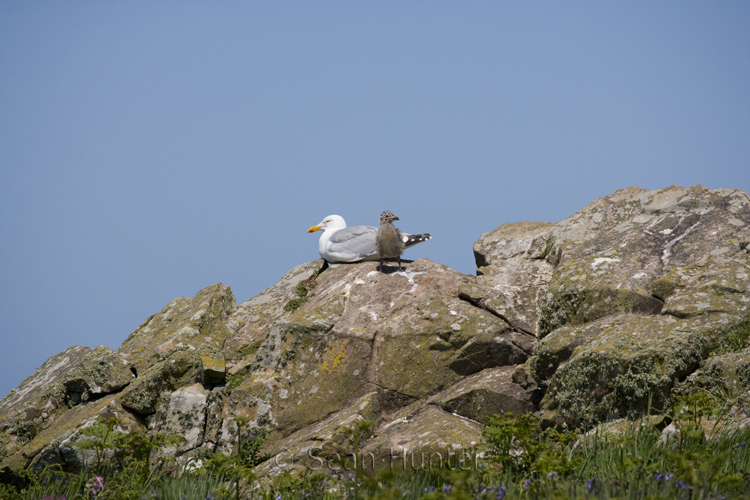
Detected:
[{"left": 376, "top": 211, "right": 406, "bottom": 271}]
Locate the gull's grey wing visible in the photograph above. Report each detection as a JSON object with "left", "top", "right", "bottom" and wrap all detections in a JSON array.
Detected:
[{"left": 328, "top": 225, "right": 378, "bottom": 260}]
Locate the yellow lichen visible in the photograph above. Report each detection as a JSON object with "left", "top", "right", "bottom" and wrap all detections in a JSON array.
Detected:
[{"left": 321, "top": 341, "right": 347, "bottom": 373}]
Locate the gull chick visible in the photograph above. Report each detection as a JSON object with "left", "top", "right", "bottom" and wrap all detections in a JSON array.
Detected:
[
  {"left": 376, "top": 211, "right": 406, "bottom": 272},
  {"left": 308, "top": 215, "right": 431, "bottom": 263}
]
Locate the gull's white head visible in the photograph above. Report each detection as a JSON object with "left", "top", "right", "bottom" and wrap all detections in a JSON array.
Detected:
[{"left": 307, "top": 215, "right": 347, "bottom": 233}]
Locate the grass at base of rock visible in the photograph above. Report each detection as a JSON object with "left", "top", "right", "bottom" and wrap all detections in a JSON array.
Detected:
[{"left": 3, "top": 403, "right": 750, "bottom": 499}]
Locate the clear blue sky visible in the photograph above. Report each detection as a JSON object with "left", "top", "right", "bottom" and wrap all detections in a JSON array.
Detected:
[{"left": 1, "top": 2, "right": 749, "bottom": 399}]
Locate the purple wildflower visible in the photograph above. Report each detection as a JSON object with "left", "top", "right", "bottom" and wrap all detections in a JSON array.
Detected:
[
  {"left": 655, "top": 472, "right": 664, "bottom": 481},
  {"left": 678, "top": 481, "right": 686, "bottom": 490},
  {"left": 586, "top": 478, "right": 595, "bottom": 490},
  {"left": 426, "top": 485, "right": 436, "bottom": 492},
  {"left": 523, "top": 479, "right": 531, "bottom": 490},
  {"left": 276, "top": 494, "right": 282, "bottom": 500},
  {"left": 665, "top": 473, "right": 672, "bottom": 481},
  {"left": 443, "top": 484, "right": 451, "bottom": 493},
  {"left": 88, "top": 475, "right": 104, "bottom": 498},
  {"left": 497, "top": 485, "right": 505, "bottom": 499}
]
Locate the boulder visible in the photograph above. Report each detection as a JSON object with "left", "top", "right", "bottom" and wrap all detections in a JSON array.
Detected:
[
  {"left": 224, "top": 258, "right": 533, "bottom": 460},
  {"left": 533, "top": 185, "right": 749, "bottom": 336},
  {"left": 533, "top": 313, "right": 726, "bottom": 427},
  {"left": 151, "top": 383, "right": 210, "bottom": 452},
  {"left": 520, "top": 185, "right": 750, "bottom": 427},
  {"left": 360, "top": 404, "right": 482, "bottom": 472},
  {"left": 62, "top": 346, "right": 133, "bottom": 405},
  {"left": 676, "top": 325, "right": 750, "bottom": 412},
  {"left": 117, "top": 283, "right": 236, "bottom": 415},
  {"left": 0, "top": 346, "right": 95, "bottom": 462},
  {"left": 118, "top": 283, "right": 237, "bottom": 372},
  {"left": 255, "top": 392, "right": 380, "bottom": 476},
  {"left": 428, "top": 366, "right": 539, "bottom": 423},
  {"left": 467, "top": 222, "right": 555, "bottom": 336},
  {"left": 119, "top": 350, "right": 200, "bottom": 415},
  {"left": 3, "top": 394, "right": 120, "bottom": 472},
  {"left": 199, "top": 347, "right": 226, "bottom": 384}
]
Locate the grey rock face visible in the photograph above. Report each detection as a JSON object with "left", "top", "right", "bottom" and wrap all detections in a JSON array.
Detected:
[
  {"left": 2, "top": 184, "right": 749, "bottom": 475},
  {"left": 220, "top": 258, "right": 534, "bottom": 463},
  {"left": 428, "top": 366, "right": 540, "bottom": 421},
  {"left": 0, "top": 346, "right": 95, "bottom": 464},
  {"left": 62, "top": 346, "right": 133, "bottom": 404},
  {"left": 224, "top": 260, "right": 326, "bottom": 362},
  {"left": 522, "top": 185, "right": 750, "bottom": 427},
  {"left": 465, "top": 221, "right": 556, "bottom": 337}
]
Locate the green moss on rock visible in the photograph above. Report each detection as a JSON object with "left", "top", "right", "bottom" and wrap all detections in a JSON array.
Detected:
[
  {"left": 540, "top": 330, "right": 711, "bottom": 428},
  {"left": 538, "top": 282, "right": 584, "bottom": 337}
]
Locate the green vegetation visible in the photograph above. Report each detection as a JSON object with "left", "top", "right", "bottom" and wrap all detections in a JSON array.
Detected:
[
  {"left": 226, "top": 341, "right": 266, "bottom": 394},
  {"left": 283, "top": 278, "right": 318, "bottom": 312},
  {"left": 714, "top": 318, "right": 750, "bottom": 355},
  {"left": 538, "top": 283, "right": 583, "bottom": 337},
  {"left": 239, "top": 342, "right": 263, "bottom": 359},
  {"left": 0, "top": 432, "right": 8, "bottom": 462},
  {"left": 226, "top": 370, "right": 249, "bottom": 395},
  {"left": 2, "top": 395, "right": 749, "bottom": 499}
]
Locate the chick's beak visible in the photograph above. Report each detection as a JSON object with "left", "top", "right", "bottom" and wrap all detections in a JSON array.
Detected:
[{"left": 307, "top": 225, "right": 322, "bottom": 233}]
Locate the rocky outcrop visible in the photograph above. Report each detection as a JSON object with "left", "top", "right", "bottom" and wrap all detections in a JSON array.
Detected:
[
  {"left": 218, "top": 258, "right": 534, "bottom": 467},
  {"left": 2, "top": 184, "right": 749, "bottom": 476},
  {"left": 521, "top": 185, "right": 750, "bottom": 427},
  {"left": 0, "top": 345, "right": 123, "bottom": 466}
]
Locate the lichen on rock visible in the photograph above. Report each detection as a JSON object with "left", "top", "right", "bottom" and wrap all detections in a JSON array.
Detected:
[{"left": 3, "top": 184, "right": 750, "bottom": 478}]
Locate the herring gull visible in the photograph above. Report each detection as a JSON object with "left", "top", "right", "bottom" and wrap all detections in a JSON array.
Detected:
[{"left": 307, "top": 214, "right": 431, "bottom": 263}]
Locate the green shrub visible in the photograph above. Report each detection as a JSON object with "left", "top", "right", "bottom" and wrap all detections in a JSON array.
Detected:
[{"left": 482, "top": 412, "right": 580, "bottom": 476}]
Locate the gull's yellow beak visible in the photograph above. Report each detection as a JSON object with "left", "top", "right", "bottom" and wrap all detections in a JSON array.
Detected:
[{"left": 307, "top": 225, "right": 322, "bottom": 233}]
